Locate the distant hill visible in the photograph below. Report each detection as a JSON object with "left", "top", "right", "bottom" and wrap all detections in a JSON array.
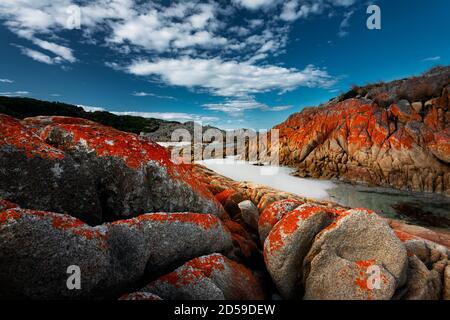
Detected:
[{"left": 0, "top": 96, "right": 223, "bottom": 142}]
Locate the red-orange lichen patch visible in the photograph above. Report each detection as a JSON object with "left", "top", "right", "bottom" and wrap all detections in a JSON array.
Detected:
[
  {"left": 37, "top": 121, "right": 217, "bottom": 202},
  {"left": 0, "top": 199, "right": 18, "bottom": 210},
  {"left": 157, "top": 254, "right": 227, "bottom": 288},
  {"left": 267, "top": 205, "right": 331, "bottom": 253},
  {"left": 113, "top": 212, "right": 220, "bottom": 231},
  {"left": 393, "top": 230, "right": 416, "bottom": 243},
  {"left": 258, "top": 199, "right": 303, "bottom": 229},
  {"left": 0, "top": 209, "right": 22, "bottom": 224},
  {"left": 353, "top": 259, "right": 377, "bottom": 300},
  {"left": 50, "top": 214, "right": 105, "bottom": 240},
  {"left": 0, "top": 114, "right": 64, "bottom": 160},
  {"left": 215, "top": 189, "right": 235, "bottom": 205},
  {"left": 41, "top": 123, "right": 171, "bottom": 169}
]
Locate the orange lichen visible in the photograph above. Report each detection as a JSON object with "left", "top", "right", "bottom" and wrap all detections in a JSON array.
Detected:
[
  {"left": 267, "top": 205, "right": 332, "bottom": 253},
  {"left": 41, "top": 123, "right": 172, "bottom": 169},
  {"left": 157, "top": 254, "right": 226, "bottom": 287},
  {"left": 0, "top": 114, "right": 64, "bottom": 160},
  {"left": 353, "top": 259, "right": 378, "bottom": 300},
  {"left": 215, "top": 189, "right": 235, "bottom": 205},
  {"left": 0, "top": 209, "right": 22, "bottom": 224},
  {"left": 113, "top": 212, "right": 220, "bottom": 230},
  {"left": 393, "top": 230, "right": 416, "bottom": 242},
  {"left": 258, "top": 199, "right": 303, "bottom": 230}
]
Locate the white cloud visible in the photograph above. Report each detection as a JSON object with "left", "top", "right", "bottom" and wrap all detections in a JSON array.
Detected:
[
  {"left": 203, "top": 97, "right": 292, "bottom": 116},
  {"left": 280, "top": 1, "right": 323, "bottom": 21},
  {"left": 108, "top": 2, "right": 227, "bottom": 52},
  {"left": 16, "top": 46, "right": 56, "bottom": 64},
  {"left": 30, "top": 38, "right": 76, "bottom": 63},
  {"left": 233, "top": 0, "right": 280, "bottom": 10},
  {"left": 77, "top": 104, "right": 218, "bottom": 123},
  {"left": 112, "top": 111, "right": 219, "bottom": 123},
  {"left": 337, "top": 10, "right": 354, "bottom": 37},
  {"left": 127, "top": 57, "right": 334, "bottom": 97},
  {"left": 78, "top": 105, "right": 106, "bottom": 112},
  {"left": 0, "top": 91, "right": 30, "bottom": 97},
  {"left": 422, "top": 56, "right": 441, "bottom": 62},
  {"left": 0, "top": 78, "right": 13, "bottom": 83},
  {"left": 132, "top": 91, "right": 177, "bottom": 100}
]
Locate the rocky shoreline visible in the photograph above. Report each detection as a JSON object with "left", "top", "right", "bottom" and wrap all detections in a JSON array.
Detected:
[
  {"left": 273, "top": 67, "right": 450, "bottom": 195},
  {"left": 1, "top": 114, "right": 449, "bottom": 300}
]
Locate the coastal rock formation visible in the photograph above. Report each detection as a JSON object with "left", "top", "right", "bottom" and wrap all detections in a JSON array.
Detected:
[
  {"left": 258, "top": 198, "right": 304, "bottom": 243},
  {"left": 0, "top": 204, "right": 232, "bottom": 299},
  {"left": 0, "top": 114, "right": 222, "bottom": 224},
  {"left": 273, "top": 68, "right": 450, "bottom": 194},
  {"left": 1, "top": 113, "right": 449, "bottom": 300},
  {"left": 129, "top": 254, "right": 265, "bottom": 300},
  {"left": 302, "top": 208, "right": 408, "bottom": 300}
]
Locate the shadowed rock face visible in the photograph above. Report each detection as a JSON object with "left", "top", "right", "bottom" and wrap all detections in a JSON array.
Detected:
[
  {"left": 131, "top": 253, "right": 266, "bottom": 300},
  {"left": 0, "top": 115, "right": 223, "bottom": 224},
  {"left": 0, "top": 206, "right": 232, "bottom": 299},
  {"left": 273, "top": 86, "right": 450, "bottom": 195}
]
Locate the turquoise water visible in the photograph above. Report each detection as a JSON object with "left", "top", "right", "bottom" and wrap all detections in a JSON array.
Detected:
[{"left": 327, "top": 182, "right": 450, "bottom": 229}]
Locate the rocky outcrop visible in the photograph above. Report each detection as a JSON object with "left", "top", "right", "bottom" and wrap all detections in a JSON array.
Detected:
[
  {"left": 0, "top": 114, "right": 222, "bottom": 224},
  {"left": 1, "top": 113, "right": 449, "bottom": 301},
  {"left": 273, "top": 80, "right": 450, "bottom": 195},
  {"left": 195, "top": 165, "right": 450, "bottom": 300},
  {"left": 0, "top": 204, "right": 232, "bottom": 299},
  {"left": 128, "top": 254, "right": 265, "bottom": 300}
]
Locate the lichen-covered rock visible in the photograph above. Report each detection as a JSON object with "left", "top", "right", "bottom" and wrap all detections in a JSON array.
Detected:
[
  {"left": 238, "top": 200, "right": 259, "bottom": 230},
  {"left": 303, "top": 209, "right": 408, "bottom": 300},
  {"left": 107, "top": 212, "right": 233, "bottom": 277},
  {"left": 0, "top": 114, "right": 223, "bottom": 224},
  {"left": 264, "top": 204, "right": 336, "bottom": 299},
  {"left": 138, "top": 254, "right": 265, "bottom": 300},
  {"left": 258, "top": 199, "right": 304, "bottom": 244},
  {"left": 0, "top": 205, "right": 232, "bottom": 299},
  {"left": 444, "top": 265, "right": 450, "bottom": 300},
  {"left": 0, "top": 207, "right": 110, "bottom": 299},
  {"left": 388, "top": 219, "right": 450, "bottom": 249},
  {"left": 273, "top": 95, "right": 450, "bottom": 195},
  {"left": 402, "top": 255, "right": 442, "bottom": 300}
]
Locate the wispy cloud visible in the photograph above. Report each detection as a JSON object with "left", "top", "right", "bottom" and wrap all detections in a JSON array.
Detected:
[
  {"left": 112, "top": 111, "right": 219, "bottom": 124},
  {"left": 337, "top": 10, "right": 354, "bottom": 37},
  {"left": 14, "top": 44, "right": 58, "bottom": 64},
  {"left": 0, "top": 91, "right": 30, "bottom": 97},
  {"left": 203, "top": 97, "right": 292, "bottom": 117},
  {"left": 78, "top": 104, "right": 218, "bottom": 123},
  {"left": 132, "top": 91, "right": 177, "bottom": 100},
  {"left": 0, "top": 78, "right": 13, "bottom": 83},
  {"left": 422, "top": 56, "right": 441, "bottom": 62}
]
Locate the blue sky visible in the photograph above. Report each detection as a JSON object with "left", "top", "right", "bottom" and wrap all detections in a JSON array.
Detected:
[{"left": 0, "top": 0, "right": 449, "bottom": 130}]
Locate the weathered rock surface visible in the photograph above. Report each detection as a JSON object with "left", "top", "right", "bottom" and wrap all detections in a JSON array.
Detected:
[
  {"left": 0, "top": 114, "right": 222, "bottom": 224},
  {"left": 134, "top": 254, "right": 265, "bottom": 300},
  {"left": 444, "top": 265, "right": 450, "bottom": 300},
  {"left": 264, "top": 204, "right": 336, "bottom": 299},
  {"left": 0, "top": 205, "right": 232, "bottom": 299},
  {"left": 273, "top": 82, "right": 450, "bottom": 194},
  {"left": 303, "top": 209, "right": 408, "bottom": 300},
  {"left": 258, "top": 198, "right": 304, "bottom": 244},
  {"left": 402, "top": 255, "right": 442, "bottom": 300},
  {"left": 238, "top": 200, "right": 259, "bottom": 230}
]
